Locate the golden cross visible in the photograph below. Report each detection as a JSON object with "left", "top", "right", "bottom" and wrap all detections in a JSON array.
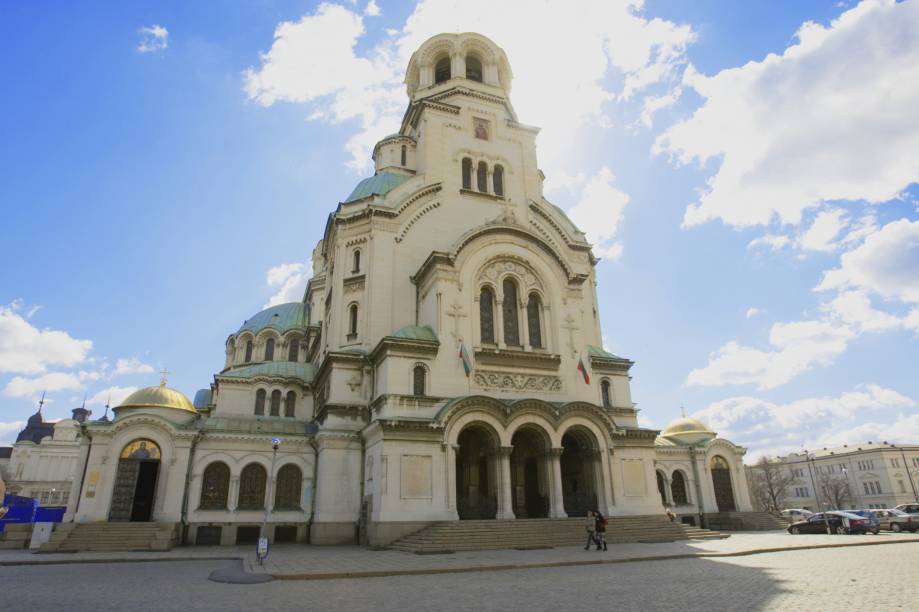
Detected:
[{"left": 159, "top": 368, "right": 169, "bottom": 387}]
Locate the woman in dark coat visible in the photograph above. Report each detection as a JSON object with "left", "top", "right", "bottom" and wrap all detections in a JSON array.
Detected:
[{"left": 594, "top": 510, "right": 608, "bottom": 551}]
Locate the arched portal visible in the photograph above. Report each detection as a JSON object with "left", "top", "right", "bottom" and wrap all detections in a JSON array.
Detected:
[
  {"left": 656, "top": 470, "right": 668, "bottom": 506},
  {"left": 510, "top": 427, "right": 550, "bottom": 518},
  {"left": 710, "top": 455, "right": 736, "bottom": 512},
  {"left": 455, "top": 425, "right": 498, "bottom": 520},
  {"left": 560, "top": 429, "right": 598, "bottom": 517},
  {"left": 109, "top": 438, "right": 162, "bottom": 522}
]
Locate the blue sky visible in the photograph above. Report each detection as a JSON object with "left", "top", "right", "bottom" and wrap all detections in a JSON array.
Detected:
[{"left": 2, "top": 0, "right": 918, "bottom": 459}]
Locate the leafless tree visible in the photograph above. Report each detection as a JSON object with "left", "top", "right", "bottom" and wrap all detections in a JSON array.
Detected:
[
  {"left": 820, "top": 476, "right": 851, "bottom": 510},
  {"left": 747, "top": 456, "right": 795, "bottom": 513}
]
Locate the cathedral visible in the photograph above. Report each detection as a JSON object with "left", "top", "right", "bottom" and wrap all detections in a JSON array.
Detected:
[{"left": 3, "top": 33, "right": 752, "bottom": 548}]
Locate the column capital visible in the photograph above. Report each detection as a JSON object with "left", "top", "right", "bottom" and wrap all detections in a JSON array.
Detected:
[
  {"left": 497, "top": 446, "right": 514, "bottom": 457},
  {"left": 547, "top": 447, "right": 565, "bottom": 458}
]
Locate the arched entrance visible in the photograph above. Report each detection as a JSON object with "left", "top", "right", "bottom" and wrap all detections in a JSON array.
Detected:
[
  {"left": 109, "top": 439, "right": 161, "bottom": 522},
  {"left": 710, "top": 455, "right": 736, "bottom": 512},
  {"left": 560, "top": 430, "right": 598, "bottom": 517},
  {"left": 510, "top": 427, "right": 550, "bottom": 518},
  {"left": 455, "top": 425, "right": 497, "bottom": 519},
  {"left": 656, "top": 470, "right": 668, "bottom": 506}
]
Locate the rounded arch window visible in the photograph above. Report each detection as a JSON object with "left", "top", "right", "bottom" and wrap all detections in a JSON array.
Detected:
[
  {"left": 434, "top": 56, "right": 451, "bottom": 84},
  {"left": 238, "top": 463, "right": 267, "bottom": 510},
  {"left": 526, "top": 292, "right": 542, "bottom": 348},
  {"left": 476, "top": 161, "right": 488, "bottom": 192},
  {"left": 254, "top": 389, "right": 266, "bottom": 415},
  {"left": 275, "top": 464, "right": 302, "bottom": 509},
  {"left": 413, "top": 364, "right": 427, "bottom": 396},
  {"left": 502, "top": 278, "right": 520, "bottom": 346},
  {"left": 287, "top": 338, "right": 299, "bottom": 362},
  {"left": 711, "top": 455, "right": 730, "bottom": 470},
  {"left": 244, "top": 340, "right": 253, "bottom": 363},
  {"left": 348, "top": 303, "right": 359, "bottom": 337},
  {"left": 493, "top": 165, "right": 504, "bottom": 197},
  {"left": 264, "top": 338, "right": 275, "bottom": 361},
  {"left": 461, "top": 157, "right": 473, "bottom": 190},
  {"left": 400, "top": 144, "right": 407, "bottom": 167},
  {"left": 466, "top": 55, "right": 483, "bottom": 81},
  {"left": 285, "top": 391, "right": 296, "bottom": 418},
  {"left": 352, "top": 249, "right": 361, "bottom": 273},
  {"left": 671, "top": 470, "right": 688, "bottom": 505},
  {"left": 600, "top": 379, "right": 612, "bottom": 408},
  {"left": 479, "top": 286, "right": 496, "bottom": 344},
  {"left": 199, "top": 462, "right": 230, "bottom": 510},
  {"left": 270, "top": 390, "right": 282, "bottom": 416}
]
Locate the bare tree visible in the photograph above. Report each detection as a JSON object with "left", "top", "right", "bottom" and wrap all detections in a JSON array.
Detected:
[
  {"left": 820, "top": 476, "right": 851, "bottom": 510},
  {"left": 747, "top": 456, "right": 795, "bottom": 513}
]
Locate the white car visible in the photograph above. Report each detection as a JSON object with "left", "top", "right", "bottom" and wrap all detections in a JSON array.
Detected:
[{"left": 781, "top": 508, "right": 814, "bottom": 521}]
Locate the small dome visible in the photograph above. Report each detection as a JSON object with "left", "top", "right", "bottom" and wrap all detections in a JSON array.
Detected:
[
  {"left": 237, "top": 302, "right": 309, "bottom": 336},
  {"left": 660, "top": 416, "right": 716, "bottom": 446},
  {"left": 118, "top": 385, "right": 196, "bottom": 414}
]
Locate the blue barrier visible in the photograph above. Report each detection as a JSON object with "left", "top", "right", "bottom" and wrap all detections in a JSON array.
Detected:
[{"left": 1, "top": 495, "right": 37, "bottom": 532}]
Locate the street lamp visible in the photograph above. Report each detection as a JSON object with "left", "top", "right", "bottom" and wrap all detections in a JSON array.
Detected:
[
  {"left": 890, "top": 444, "right": 919, "bottom": 504},
  {"left": 257, "top": 437, "right": 281, "bottom": 564},
  {"left": 803, "top": 450, "right": 832, "bottom": 535}
]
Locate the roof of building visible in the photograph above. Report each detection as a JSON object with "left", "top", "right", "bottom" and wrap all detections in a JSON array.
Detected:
[
  {"left": 587, "top": 345, "right": 627, "bottom": 361},
  {"left": 201, "top": 416, "right": 313, "bottom": 436},
  {"left": 117, "top": 385, "right": 197, "bottom": 414},
  {"left": 15, "top": 410, "right": 54, "bottom": 444},
  {"left": 390, "top": 324, "right": 438, "bottom": 342},
  {"left": 237, "top": 302, "right": 309, "bottom": 336},
  {"left": 344, "top": 172, "right": 410, "bottom": 203},
  {"left": 193, "top": 388, "right": 212, "bottom": 409},
  {"left": 782, "top": 440, "right": 919, "bottom": 461},
  {"left": 218, "top": 361, "right": 315, "bottom": 383}
]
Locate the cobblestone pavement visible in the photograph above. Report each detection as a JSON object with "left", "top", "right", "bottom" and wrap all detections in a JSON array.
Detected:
[{"left": 2, "top": 542, "right": 916, "bottom": 611}]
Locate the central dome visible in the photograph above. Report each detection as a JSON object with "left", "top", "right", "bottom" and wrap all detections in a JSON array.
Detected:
[
  {"left": 237, "top": 302, "right": 309, "bottom": 336},
  {"left": 118, "top": 385, "right": 196, "bottom": 413},
  {"left": 660, "top": 416, "right": 716, "bottom": 446}
]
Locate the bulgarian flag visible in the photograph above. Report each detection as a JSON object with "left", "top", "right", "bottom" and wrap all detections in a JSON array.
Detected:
[
  {"left": 577, "top": 353, "right": 590, "bottom": 384},
  {"left": 459, "top": 342, "right": 473, "bottom": 376}
]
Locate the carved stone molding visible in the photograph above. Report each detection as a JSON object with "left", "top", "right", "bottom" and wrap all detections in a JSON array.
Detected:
[{"left": 472, "top": 370, "right": 563, "bottom": 392}]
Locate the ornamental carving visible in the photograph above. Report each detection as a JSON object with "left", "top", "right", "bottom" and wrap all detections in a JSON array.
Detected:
[
  {"left": 473, "top": 370, "right": 562, "bottom": 392},
  {"left": 478, "top": 257, "right": 543, "bottom": 293}
]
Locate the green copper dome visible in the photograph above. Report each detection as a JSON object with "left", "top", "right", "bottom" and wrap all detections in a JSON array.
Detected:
[
  {"left": 344, "top": 171, "right": 410, "bottom": 203},
  {"left": 237, "top": 302, "right": 309, "bottom": 336}
]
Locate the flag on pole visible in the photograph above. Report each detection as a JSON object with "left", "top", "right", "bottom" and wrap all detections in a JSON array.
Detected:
[
  {"left": 576, "top": 353, "right": 590, "bottom": 384},
  {"left": 459, "top": 342, "right": 473, "bottom": 376}
]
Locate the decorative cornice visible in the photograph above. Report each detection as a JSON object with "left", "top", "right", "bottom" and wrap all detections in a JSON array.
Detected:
[
  {"left": 368, "top": 335, "right": 440, "bottom": 364},
  {"left": 473, "top": 347, "right": 561, "bottom": 371}
]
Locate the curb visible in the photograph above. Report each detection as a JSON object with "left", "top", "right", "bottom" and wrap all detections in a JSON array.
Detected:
[
  {"left": 271, "top": 538, "right": 919, "bottom": 581},
  {"left": 0, "top": 555, "right": 241, "bottom": 567}
]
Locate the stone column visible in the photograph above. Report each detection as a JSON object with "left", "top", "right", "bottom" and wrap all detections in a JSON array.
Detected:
[
  {"left": 228, "top": 476, "right": 240, "bottom": 512},
  {"left": 520, "top": 298, "right": 530, "bottom": 349},
  {"left": 495, "top": 446, "right": 515, "bottom": 520},
  {"left": 589, "top": 450, "right": 611, "bottom": 515},
  {"left": 547, "top": 448, "right": 567, "bottom": 518},
  {"left": 495, "top": 297, "right": 506, "bottom": 349}
]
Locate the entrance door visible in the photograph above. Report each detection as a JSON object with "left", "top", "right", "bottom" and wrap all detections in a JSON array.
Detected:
[
  {"left": 109, "top": 438, "right": 162, "bottom": 522},
  {"left": 710, "top": 456, "right": 736, "bottom": 512},
  {"left": 510, "top": 428, "right": 549, "bottom": 519},
  {"left": 130, "top": 461, "right": 159, "bottom": 521}
]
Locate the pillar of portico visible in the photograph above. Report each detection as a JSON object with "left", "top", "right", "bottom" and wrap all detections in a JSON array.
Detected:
[
  {"left": 495, "top": 446, "right": 516, "bottom": 520},
  {"left": 547, "top": 448, "right": 568, "bottom": 518}
]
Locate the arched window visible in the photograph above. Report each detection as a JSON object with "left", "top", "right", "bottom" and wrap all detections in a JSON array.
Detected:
[
  {"left": 435, "top": 56, "right": 451, "bottom": 83},
  {"left": 288, "top": 340, "right": 299, "bottom": 362},
  {"left": 413, "top": 365, "right": 426, "bottom": 396},
  {"left": 502, "top": 278, "right": 520, "bottom": 346},
  {"left": 254, "top": 389, "right": 266, "bottom": 415},
  {"left": 466, "top": 55, "right": 483, "bottom": 81},
  {"left": 600, "top": 380, "right": 612, "bottom": 408},
  {"left": 352, "top": 249, "right": 361, "bottom": 273},
  {"left": 477, "top": 161, "right": 488, "bottom": 192},
  {"left": 480, "top": 287, "right": 495, "bottom": 344},
  {"left": 270, "top": 390, "right": 282, "bottom": 417},
  {"left": 199, "top": 462, "right": 230, "bottom": 510},
  {"left": 285, "top": 391, "right": 296, "bottom": 418},
  {"left": 238, "top": 463, "right": 267, "bottom": 510},
  {"left": 671, "top": 470, "right": 688, "bottom": 505},
  {"left": 462, "top": 157, "right": 472, "bottom": 190},
  {"left": 275, "top": 464, "right": 302, "bottom": 510},
  {"left": 244, "top": 340, "right": 253, "bottom": 363},
  {"left": 265, "top": 338, "right": 275, "bottom": 361},
  {"left": 526, "top": 293, "right": 542, "bottom": 348},
  {"left": 493, "top": 165, "right": 504, "bottom": 197},
  {"left": 400, "top": 145, "right": 407, "bottom": 167},
  {"left": 348, "top": 304, "right": 358, "bottom": 337}
]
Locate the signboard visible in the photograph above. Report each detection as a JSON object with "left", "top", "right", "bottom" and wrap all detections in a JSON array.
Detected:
[{"left": 256, "top": 536, "right": 269, "bottom": 562}]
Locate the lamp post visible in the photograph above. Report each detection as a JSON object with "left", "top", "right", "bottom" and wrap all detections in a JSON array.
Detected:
[
  {"left": 257, "top": 437, "right": 281, "bottom": 564},
  {"left": 803, "top": 450, "right": 831, "bottom": 535},
  {"left": 891, "top": 444, "right": 919, "bottom": 504}
]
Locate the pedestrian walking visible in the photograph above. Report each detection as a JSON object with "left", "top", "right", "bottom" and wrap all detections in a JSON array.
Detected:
[
  {"left": 594, "top": 510, "right": 608, "bottom": 551},
  {"left": 584, "top": 510, "right": 597, "bottom": 550}
]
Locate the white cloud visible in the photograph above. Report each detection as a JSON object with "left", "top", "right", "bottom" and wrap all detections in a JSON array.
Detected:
[
  {"left": 137, "top": 24, "right": 169, "bottom": 53},
  {"left": 811, "top": 413, "right": 919, "bottom": 448},
  {"left": 655, "top": 0, "right": 919, "bottom": 228},
  {"left": 264, "top": 261, "right": 312, "bottom": 308},
  {"left": 638, "top": 87, "right": 681, "bottom": 129},
  {"left": 797, "top": 208, "right": 848, "bottom": 253},
  {"left": 0, "top": 421, "right": 26, "bottom": 443},
  {"left": 245, "top": 0, "right": 694, "bottom": 172},
  {"left": 0, "top": 303, "right": 92, "bottom": 375},
  {"left": 818, "top": 218, "right": 919, "bottom": 303},
  {"left": 113, "top": 357, "right": 155, "bottom": 376},
  {"left": 745, "top": 308, "right": 762, "bottom": 319},
  {"left": 364, "top": 0, "right": 381, "bottom": 17},
  {"left": 747, "top": 234, "right": 791, "bottom": 252},
  {"left": 821, "top": 290, "right": 901, "bottom": 333},
  {"left": 695, "top": 384, "right": 914, "bottom": 436},
  {"left": 87, "top": 386, "right": 138, "bottom": 409},
  {"left": 564, "top": 167, "right": 629, "bottom": 260},
  {"left": 3, "top": 372, "right": 84, "bottom": 398},
  {"left": 687, "top": 319, "right": 854, "bottom": 390}
]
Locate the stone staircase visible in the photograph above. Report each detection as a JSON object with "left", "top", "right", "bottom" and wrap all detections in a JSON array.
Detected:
[
  {"left": 704, "top": 512, "right": 789, "bottom": 531},
  {"left": 388, "top": 516, "right": 726, "bottom": 553},
  {"left": 0, "top": 524, "right": 32, "bottom": 550},
  {"left": 40, "top": 522, "right": 178, "bottom": 552}
]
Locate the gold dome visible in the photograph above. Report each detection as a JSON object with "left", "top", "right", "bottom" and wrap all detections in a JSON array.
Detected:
[
  {"left": 660, "top": 416, "right": 716, "bottom": 446},
  {"left": 117, "top": 385, "right": 197, "bottom": 413}
]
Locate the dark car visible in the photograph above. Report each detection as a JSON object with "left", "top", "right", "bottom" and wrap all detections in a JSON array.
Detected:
[
  {"left": 787, "top": 511, "right": 870, "bottom": 535},
  {"left": 850, "top": 510, "right": 881, "bottom": 534}
]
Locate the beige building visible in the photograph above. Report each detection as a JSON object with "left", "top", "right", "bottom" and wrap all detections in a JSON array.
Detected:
[
  {"left": 775, "top": 442, "right": 919, "bottom": 511},
  {"left": 5, "top": 33, "right": 754, "bottom": 549}
]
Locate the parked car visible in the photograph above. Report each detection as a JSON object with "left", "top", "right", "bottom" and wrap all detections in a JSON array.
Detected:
[
  {"left": 781, "top": 508, "right": 814, "bottom": 522},
  {"left": 894, "top": 503, "right": 919, "bottom": 515},
  {"left": 849, "top": 510, "right": 881, "bottom": 534},
  {"left": 875, "top": 508, "right": 917, "bottom": 532},
  {"left": 787, "top": 511, "right": 871, "bottom": 535}
]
